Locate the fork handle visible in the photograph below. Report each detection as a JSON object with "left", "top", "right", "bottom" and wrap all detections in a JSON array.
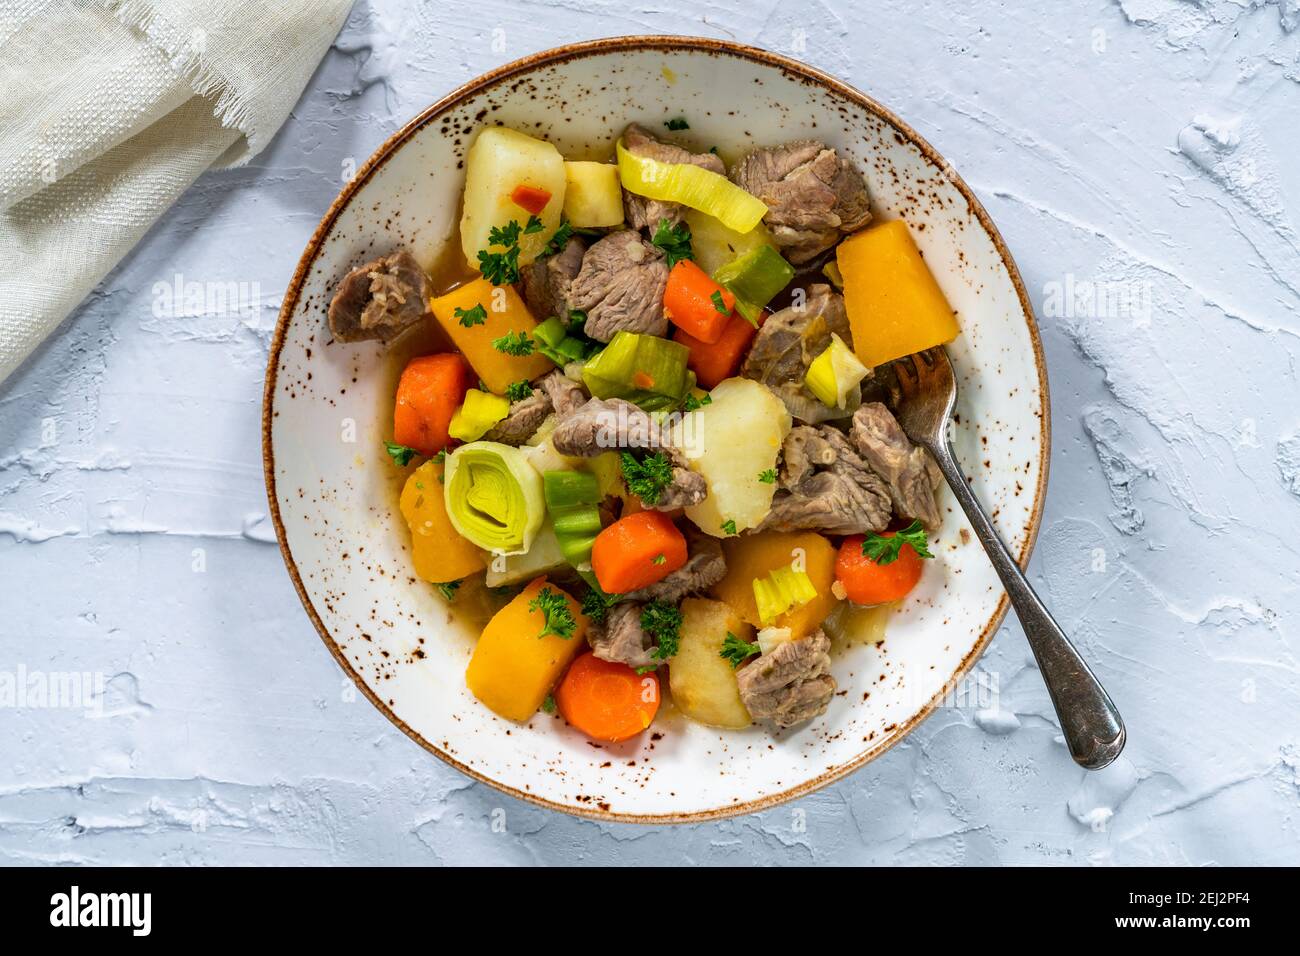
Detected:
[{"left": 928, "top": 439, "right": 1126, "bottom": 770}]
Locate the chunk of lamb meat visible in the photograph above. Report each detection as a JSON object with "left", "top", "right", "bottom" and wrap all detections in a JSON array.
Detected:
[
  {"left": 735, "top": 630, "right": 836, "bottom": 728},
  {"left": 620, "top": 123, "right": 726, "bottom": 231},
  {"left": 763, "top": 425, "right": 892, "bottom": 534},
  {"left": 520, "top": 235, "right": 586, "bottom": 322},
  {"left": 624, "top": 533, "right": 726, "bottom": 603},
  {"left": 850, "top": 402, "right": 943, "bottom": 528},
  {"left": 742, "top": 284, "right": 860, "bottom": 423},
  {"left": 327, "top": 249, "right": 430, "bottom": 343},
  {"left": 569, "top": 231, "right": 669, "bottom": 342},
  {"left": 484, "top": 390, "right": 552, "bottom": 445},
  {"left": 551, "top": 398, "right": 706, "bottom": 510},
  {"left": 538, "top": 368, "right": 588, "bottom": 418},
  {"left": 729, "top": 141, "right": 871, "bottom": 264},
  {"left": 587, "top": 601, "right": 658, "bottom": 670}
]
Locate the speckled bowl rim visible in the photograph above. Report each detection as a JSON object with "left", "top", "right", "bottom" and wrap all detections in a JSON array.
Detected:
[{"left": 262, "top": 35, "right": 1051, "bottom": 825}]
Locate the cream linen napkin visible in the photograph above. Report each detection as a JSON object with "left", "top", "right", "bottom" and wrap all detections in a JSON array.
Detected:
[{"left": 0, "top": 0, "right": 354, "bottom": 383}]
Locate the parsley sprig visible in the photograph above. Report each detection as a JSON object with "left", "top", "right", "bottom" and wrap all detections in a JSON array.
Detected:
[
  {"left": 541, "top": 218, "right": 575, "bottom": 258},
  {"left": 385, "top": 441, "right": 417, "bottom": 466},
  {"left": 719, "top": 631, "right": 760, "bottom": 669},
  {"left": 505, "top": 379, "right": 533, "bottom": 402},
  {"left": 436, "top": 581, "right": 461, "bottom": 602},
  {"left": 651, "top": 218, "right": 693, "bottom": 268},
  {"left": 721, "top": 519, "right": 737, "bottom": 536},
  {"left": 757, "top": 469, "right": 777, "bottom": 484},
  {"left": 529, "top": 587, "right": 577, "bottom": 639},
  {"left": 641, "top": 600, "right": 683, "bottom": 662},
  {"left": 581, "top": 589, "right": 617, "bottom": 625},
  {"left": 620, "top": 451, "right": 674, "bottom": 506},
  {"left": 492, "top": 330, "right": 534, "bottom": 356},
  {"left": 455, "top": 303, "right": 486, "bottom": 327},
  {"left": 477, "top": 215, "right": 544, "bottom": 285},
  {"left": 861, "top": 520, "right": 934, "bottom": 565}
]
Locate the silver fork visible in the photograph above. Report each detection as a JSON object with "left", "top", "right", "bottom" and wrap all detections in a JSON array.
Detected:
[{"left": 892, "top": 347, "right": 1126, "bottom": 770}]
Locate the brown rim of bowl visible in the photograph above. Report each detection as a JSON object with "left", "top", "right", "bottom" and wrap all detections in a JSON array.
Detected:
[{"left": 262, "top": 35, "right": 1051, "bottom": 825}]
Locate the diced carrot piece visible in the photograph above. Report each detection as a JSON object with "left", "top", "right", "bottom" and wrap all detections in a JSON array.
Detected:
[
  {"left": 835, "top": 533, "right": 925, "bottom": 604},
  {"left": 590, "top": 511, "right": 687, "bottom": 594},
  {"left": 555, "top": 652, "right": 660, "bottom": 743},
  {"left": 663, "top": 260, "right": 735, "bottom": 344},
  {"left": 510, "top": 184, "right": 553, "bottom": 215},
  {"left": 393, "top": 353, "right": 472, "bottom": 456},
  {"left": 673, "top": 310, "right": 759, "bottom": 390}
]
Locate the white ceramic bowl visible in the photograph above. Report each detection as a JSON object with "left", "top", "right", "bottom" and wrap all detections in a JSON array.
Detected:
[{"left": 263, "top": 37, "right": 1048, "bottom": 822}]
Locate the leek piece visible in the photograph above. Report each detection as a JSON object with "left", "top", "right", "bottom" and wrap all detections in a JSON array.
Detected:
[
  {"left": 713, "top": 245, "right": 794, "bottom": 324},
  {"left": 804, "top": 333, "right": 870, "bottom": 409},
  {"left": 617, "top": 139, "right": 767, "bottom": 234},
  {"left": 581, "top": 331, "right": 695, "bottom": 410},
  {"left": 484, "top": 519, "right": 568, "bottom": 588},
  {"left": 448, "top": 389, "right": 511, "bottom": 443},
  {"left": 543, "top": 469, "right": 604, "bottom": 569},
  {"left": 443, "top": 441, "right": 545, "bottom": 555},
  {"left": 752, "top": 564, "right": 819, "bottom": 625},
  {"left": 543, "top": 469, "right": 600, "bottom": 509},
  {"left": 534, "top": 316, "right": 567, "bottom": 348},
  {"left": 756, "top": 626, "right": 794, "bottom": 656}
]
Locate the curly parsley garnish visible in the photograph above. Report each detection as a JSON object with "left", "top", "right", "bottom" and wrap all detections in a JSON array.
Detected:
[
  {"left": 492, "top": 330, "right": 534, "bottom": 356},
  {"left": 620, "top": 451, "right": 674, "bottom": 506},
  {"left": 682, "top": 391, "right": 713, "bottom": 412},
  {"left": 719, "top": 631, "right": 760, "bottom": 669},
  {"left": 478, "top": 244, "right": 521, "bottom": 285},
  {"left": 581, "top": 588, "right": 617, "bottom": 625},
  {"left": 721, "top": 519, "right": 737, "bottom": 536},
  {"left": 757, "top": 468, "right": 777, "bottom": 484},
  {"left": 385, "top": 441, "right": 417, "bottom": 466},
  {"left": 651, "top": 218, "right": 693, "bottom": 268},
  {"left": 454, "top": 303, "right": 486, "bottom": 327},
  {"left": 529, "top": 587, "right": 577, "bottom": 639},
  {"left": 436, "top": 580, "right": 461, "bottom": 602},
  {"left": 861, "top": 519, "right": 934, "bottom": 565},
  {"left": 641, "top": 600, "right": 683, "bottom": 661},
  {"left": 541, "top": 218, "right": 575, "bottom": 258},
  {"left": 505, "top": 379, "right": 533, "bottom": 402}
]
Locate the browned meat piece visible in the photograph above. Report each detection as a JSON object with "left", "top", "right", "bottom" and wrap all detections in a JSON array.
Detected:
[
  {"left": 742, "top": 284, "right": 859, "bottom": 423},
  {"left": 763, "top": 425, "right": 892, "bottom": 534},
  {"left": 850, "top": 402, "right": 943, "bottom": 528},
  {"left": 484, "top": 389, "right": 552, "bottom": 445},
  {"left": 735, "top": 630, "right": 836, "bottom": 728},
  {"left": 551, "top": 398, "right": 705, "bottom": 511},
  {"left": 538, "top": 368, "right": 588, "bottom": 418},
  {"left": 520, "top": 235, "right": 586, "bottom": 321},
  {"left": 569, "top": 231, "right": 669, "bottom": 342},
  {"left": 327, "top": 249, "right": 430, "bottom": 343},
  {"left": 623, "top": 532, "right": 726, "bottom": 603},
  {"left": 779, "top": 425, "right": 839, "bottom": 488},
  {"left": 620, "top": 123, "right": 726, "bottom": 231},
  {"left": 587, "top": 601, "right": 657, "bottom": 670},
  {"left": 730, "top": 141, "right": 871, "bottom": 263}
]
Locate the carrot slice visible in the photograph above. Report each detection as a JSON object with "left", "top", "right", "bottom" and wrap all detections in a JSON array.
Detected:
[
  {"left": 393, "top": 353, "right": 473, "bottom": 456},
  {"left": 835, "top": 533, "right": 924, "bottom": 605},
  {"left": 555, "top": 652, "right": 660, "bottom": 743},
  {"left": 510, "top": 184, "right": 552, "bottom": 215},
  {"left": 590, "top": 510, "right": 687, "bottom": 593},
  {"left": 663, "top": 260, "right": 735, "bottom": 344},
  {"left": 673, "top": 310, "right": 759, "bottom": 389}
]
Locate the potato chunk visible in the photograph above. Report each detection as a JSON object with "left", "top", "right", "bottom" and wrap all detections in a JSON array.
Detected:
[
  {"left": 676, "top": 377, "right": 790, "bottom": 537},
  {"left": 563, "top": 161, "right": 624, "bottom": 228},
  {"left": 670, "top": 598, "right": 753, "bottom": 729},
  {"left": 460, "top": 127, "right": 566, "bottom": 271}
]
